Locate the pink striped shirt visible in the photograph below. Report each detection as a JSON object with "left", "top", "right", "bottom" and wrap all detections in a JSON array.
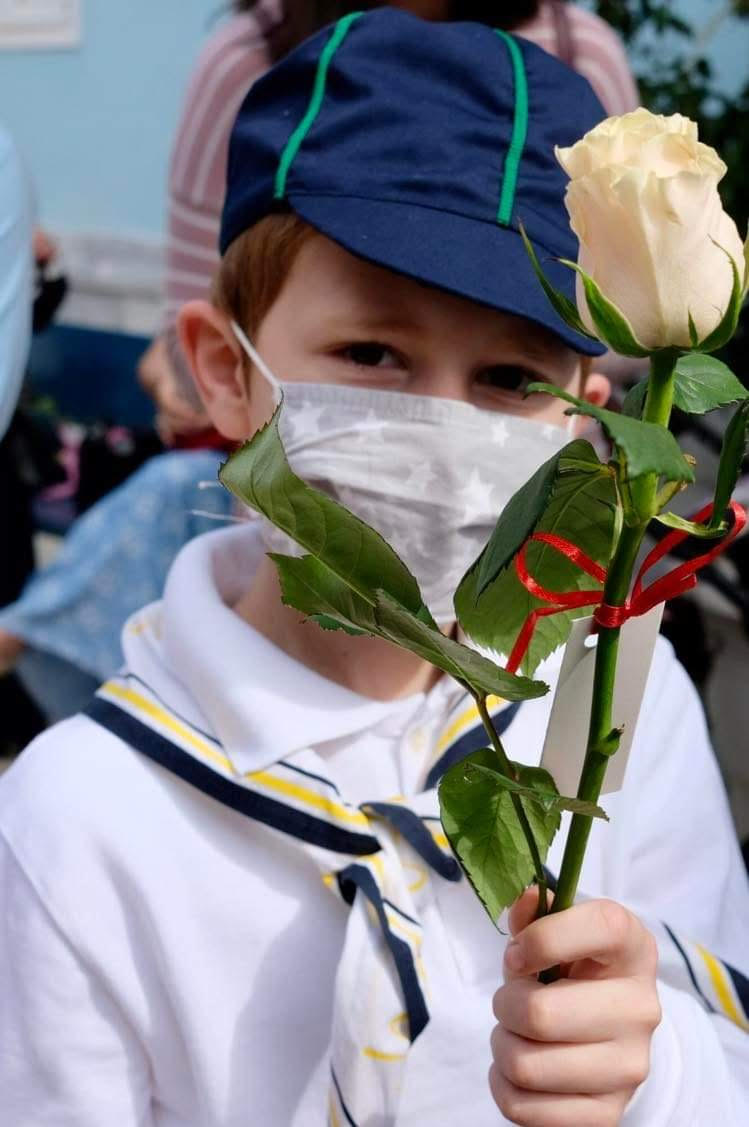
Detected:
[
  {"left": 165, "top": 1, "right": 281, "bottom": 327},
  {"left": 164, "top": 2, "right": 638, "bottom": 327},
  {"left": 516, "top": 3, "right": 639, "bottom": 120}
]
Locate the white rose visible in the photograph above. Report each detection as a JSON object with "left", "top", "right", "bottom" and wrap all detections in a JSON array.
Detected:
[{"left": 556, "top": 108, "right": 746, "bottom": 350}]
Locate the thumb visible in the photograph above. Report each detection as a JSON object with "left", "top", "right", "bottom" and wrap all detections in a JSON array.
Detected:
[{"left": 508, "top": 883, "right": 554, "bottom": 938}]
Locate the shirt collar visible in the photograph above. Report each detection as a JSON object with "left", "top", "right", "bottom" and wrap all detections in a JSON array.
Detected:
[{"left": 156, "top": 523, "right": 439, "bottom": 774}]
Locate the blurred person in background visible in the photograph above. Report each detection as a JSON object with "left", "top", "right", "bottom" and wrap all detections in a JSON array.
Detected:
[
  {"left": 0, "top": 0, "right": 638, "bottom": 725},
  {"left": 400, "top": 1, "right": 638, "bottom": 114},
  {"left": 0, "top": 123, "right": 32, "bottom": 444},
  {"left": 0, "top": 123, "right": 40, "bottom": 752},
  {"left": 0, "top": 1, "right": 363, "bottom": 721}
]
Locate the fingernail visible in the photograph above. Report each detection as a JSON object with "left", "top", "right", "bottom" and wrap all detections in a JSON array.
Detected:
[{"left": 504, "top": 941, "right": 525, "bottom": 973}]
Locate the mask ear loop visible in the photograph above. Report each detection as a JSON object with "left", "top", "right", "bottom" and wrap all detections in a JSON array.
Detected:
[
  {"left": 183, "top": 480, "right": 251, "bottom": 524},
  {"left": 231, "top": 320, "right": 283, "bottom": 408}
]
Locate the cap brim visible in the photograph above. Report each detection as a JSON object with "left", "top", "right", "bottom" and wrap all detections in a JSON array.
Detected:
[{"left": 289, "top": 193, "right": 605, "bottom": 357}]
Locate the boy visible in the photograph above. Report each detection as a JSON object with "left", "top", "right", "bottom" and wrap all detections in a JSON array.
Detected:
[{"left": 1, "top": 10, "right": 747, "bottom": 1125}]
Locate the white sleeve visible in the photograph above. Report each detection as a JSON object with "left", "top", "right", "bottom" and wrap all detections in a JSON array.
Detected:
[
  {"left": 0, "top": 833, "right": 155, "bottom": 1127},
  {"left": 616, "top": 641, "right": 749, "bottom": 1124},
  {"left": 623, "top": 981, "right": 749, "bottom": 1126},
  {"left": 0, "top": 125, "right": 32, "bottom": 440}
]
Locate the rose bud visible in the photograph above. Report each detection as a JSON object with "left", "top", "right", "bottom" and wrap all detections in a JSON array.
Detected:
[{"left": 556, "top": 108, "right": 746, "bottom": 352}]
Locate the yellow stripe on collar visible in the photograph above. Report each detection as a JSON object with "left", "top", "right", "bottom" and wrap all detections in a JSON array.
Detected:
[
  {"left": 248, "top": 769, "right": 370, "bottom": 829},
  {"left": 434, "top": 693, "right": 505, "bottom": 756},
  {"left": 99, "top": 680, "right": 233, "bottom": 774},
  {"left": 696, "top": 943, "right": 749, "bottom": 1031}
]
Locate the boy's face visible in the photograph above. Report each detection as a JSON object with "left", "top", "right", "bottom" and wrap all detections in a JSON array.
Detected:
[{"left": 181, "top": 233, "right": 609, "bottom": 442}]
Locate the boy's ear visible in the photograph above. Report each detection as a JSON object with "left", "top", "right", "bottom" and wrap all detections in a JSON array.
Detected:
[{"left": 177, "top": 300, "right": 252, "bottom": 441}]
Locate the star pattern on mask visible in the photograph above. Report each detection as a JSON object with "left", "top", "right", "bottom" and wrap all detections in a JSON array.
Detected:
[
  {"left": 351, "top": 408, "right": 385, "bottom": 449},
  {"left": 403, "top": 459, "right": 439, "bottom": 493},
  {"left": 282, "top": 402, "right": 327, "bottom": 446},
  {"left": 455, "top": 467, "right": 499, "bottom": 525},
  {"left": 490, "top": 417, "right": 510, "bottom": 447},
  {"left": 274, "top": 389, "right": 568, "bottom": 616}
]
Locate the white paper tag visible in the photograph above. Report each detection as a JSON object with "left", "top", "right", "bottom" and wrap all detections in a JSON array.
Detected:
[{"left": 540, "top": 605, "right": 664, "bottom": 796}]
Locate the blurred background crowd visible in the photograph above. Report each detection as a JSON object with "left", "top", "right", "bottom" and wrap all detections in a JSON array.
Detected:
[{"left": 1, "top": 1, "right": 747, "bottom": 859}]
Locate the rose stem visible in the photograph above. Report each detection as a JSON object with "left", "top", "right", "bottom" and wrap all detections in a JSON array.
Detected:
[{"left": 547, "top": 349, "right": 677, "bottom": 933}]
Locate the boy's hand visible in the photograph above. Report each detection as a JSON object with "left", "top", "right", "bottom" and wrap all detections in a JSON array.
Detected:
[{"left": 489, "top": 889, "right": 661, "bottom": 1127}]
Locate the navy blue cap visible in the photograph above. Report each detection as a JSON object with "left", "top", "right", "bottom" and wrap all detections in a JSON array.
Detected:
[{"left": 221, "top": 8, "right": 606, "bottom": 355}]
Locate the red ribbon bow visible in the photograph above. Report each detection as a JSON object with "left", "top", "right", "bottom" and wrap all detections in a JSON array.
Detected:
[{"left": 506, "top": 501, "right": 747, "bottom": 674}]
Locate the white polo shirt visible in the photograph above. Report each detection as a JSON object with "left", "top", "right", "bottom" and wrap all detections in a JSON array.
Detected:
[{"left": 1, "top": 524, "right": 748, "bottom": 1125}]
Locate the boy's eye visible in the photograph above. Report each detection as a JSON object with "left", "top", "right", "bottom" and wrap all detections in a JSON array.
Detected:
[
  {"left": 341, "top": 342, "right": 400, "bottom": 369},
  {"left": 476, "top": 366, "right": 543, "bottom": 395}
]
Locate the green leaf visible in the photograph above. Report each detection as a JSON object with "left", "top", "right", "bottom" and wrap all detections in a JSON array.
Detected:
[
  {"left": 710, "top": 399, "right": 749, "bottom": 530},
  {"left": 527, "top": 383, "right": 694, "bottom": 484},
  {"left": 519, "top": 224, "right": 596, "bottom": 340},
  {"left": 559, "top": 258, "right": 650, "bottom": 358},
  {"left": 271, "top": 553, "right": 548, "bottom": 701},
  {"left": 623, "top": 356, "right": 746, "bottom": 420},
  {"left": 271, "top": 553, "right": 375, "bottom": 635},
  {"left": 472, "top": 441, "right": 588, "bottom": 597},
  {"left": 654, "top": 512, "right": 725, "bottom": 539},
  {"left": 374, "top": 592, "right": 548, "bottom": 702},
  {"left": 671, "top": 354, "right": 747, "bottom": 414},
  {"left": 313, "top": 614, "right": 366, "bottom": 634},
  {"left": 465, "top": 760, "right": 609, "bottom": 819},
  {"left": 219, "top": 403, "right": 429, "bottom": 617},
  {"left": 697, "top": 245, "right": 743, "bottom": 353},
  {"left": 455, "top": 442, "right": 617, "bottom": 675},
  {"left": 438, "top": 749, "right": 561, "bottom": 921},
  {"left": 621, "top": 379, "right": 648, "bottom": 419}
]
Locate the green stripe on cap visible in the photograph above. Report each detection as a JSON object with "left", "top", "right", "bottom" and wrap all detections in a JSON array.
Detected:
[
  {"left": 274, "top": 12, "right": 363, "bottom": 201},
  {"left": 494, "top": 30, "right": 529, "bottom": 227}
]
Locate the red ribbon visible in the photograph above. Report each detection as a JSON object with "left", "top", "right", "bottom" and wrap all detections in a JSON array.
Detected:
[{"left": 505, "top": 501, "right": 747, "bottom": 674}]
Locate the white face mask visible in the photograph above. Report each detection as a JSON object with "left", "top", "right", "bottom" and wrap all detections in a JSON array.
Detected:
[{"left": 232, "top": 322, "right": 572, "bottom": 624}]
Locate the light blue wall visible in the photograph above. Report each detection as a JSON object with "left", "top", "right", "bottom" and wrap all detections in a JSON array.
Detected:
[
  {"left": 0, "top": 0, "right": 223, "bottom": 238},
  {"left": 1, "top": 2, "right": 746, "bottom": 241}
]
